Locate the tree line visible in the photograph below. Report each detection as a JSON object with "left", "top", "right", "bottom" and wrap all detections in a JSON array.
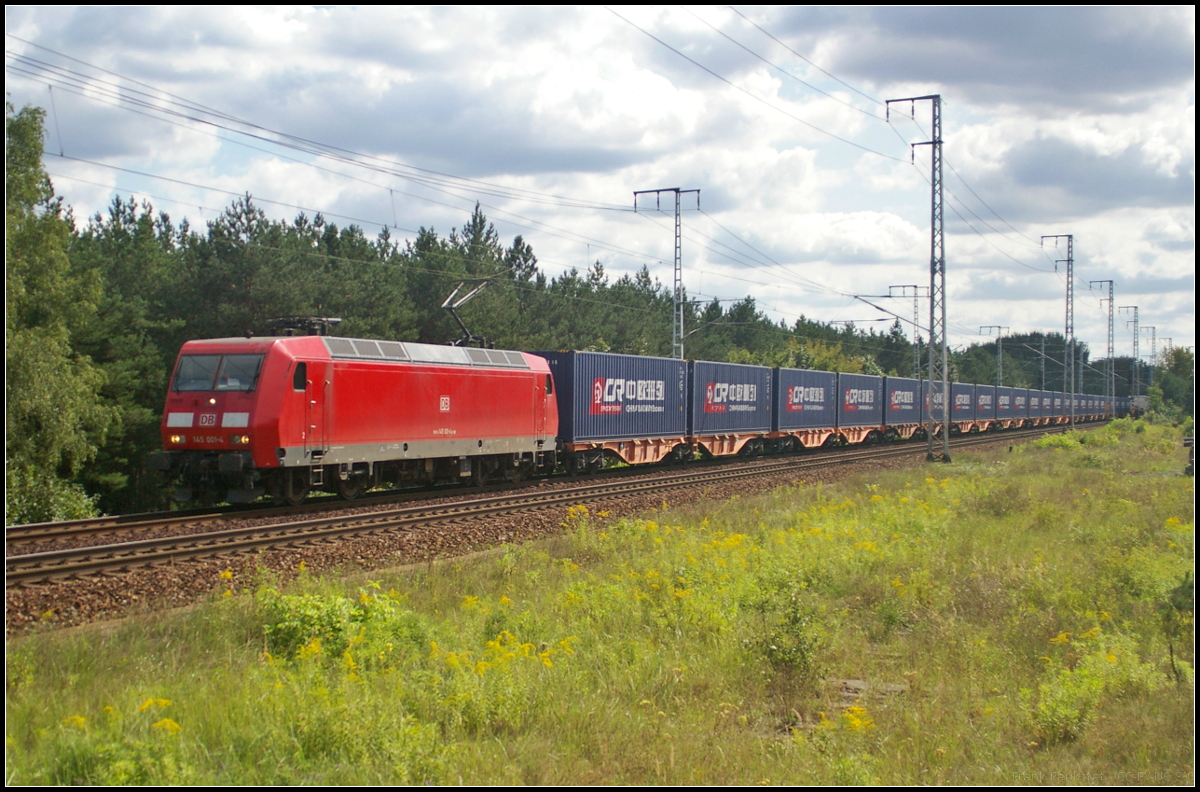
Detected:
[{"left": 6, "top": 104, "right": 1193, "bottom": 523}]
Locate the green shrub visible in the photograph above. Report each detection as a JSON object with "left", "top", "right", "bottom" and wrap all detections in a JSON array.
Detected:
[
  {"left": 1033, "top": 432, "right": 1082, "bottom": 449},
  {"left": 1032, "top": 631, "right": 1168, "bottom": 743}
]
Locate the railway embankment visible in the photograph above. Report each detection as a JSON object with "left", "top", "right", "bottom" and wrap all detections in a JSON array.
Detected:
[{"left": 5, "top": 418, "right": 1193, "bottom": 784}]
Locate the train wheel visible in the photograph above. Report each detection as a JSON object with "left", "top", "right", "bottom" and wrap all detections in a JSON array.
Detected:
[
  {"left": 337, "top": 476, "right": 363, "bottom": 501},
  {"left": 471, "top": 458, "right": 488, "bottom": 487},
  {"left": 505, "top": 461, "right": 527, "bottom": 484},
  {"left": 281, "top": 469, "right": 309, "bottom": 506}
]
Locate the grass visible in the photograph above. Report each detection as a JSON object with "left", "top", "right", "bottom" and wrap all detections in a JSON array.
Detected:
[{"left": 6, "top": 419, "right": 1194, "bottom": 785}]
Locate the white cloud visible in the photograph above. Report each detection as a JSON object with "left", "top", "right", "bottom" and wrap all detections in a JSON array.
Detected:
[{"left": 4, "top": 5, "right": 1193, "bottom": 352}]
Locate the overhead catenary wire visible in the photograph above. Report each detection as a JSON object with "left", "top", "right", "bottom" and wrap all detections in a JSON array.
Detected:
[
  {"left": 678, "top": 6, "right": 881, "bottom": 118},
  {"left": 889, "top": 110, "right": 1056, "bottom": 262},
  {"left": 726, "top": 5, "right": 884, "bottom": 106},
  {"left": 683, "top": 8, "right": 1057, "bottom": 275},
  {"left": 43, "top": 151, "right": 668, "bottom": 270},
  {"left": 8, "top": 28, "right": 1135, "bottom": 356},
  {"left": 7, "top": 54, "right": 623, "bottom": 211},
  {"left": 8, "top": 50, "right": 700, "bottom": 272},
  {"left": 10, "top": 29, "right": 1051, "bottom": 284},
  {"left": 722, "top": 7, "right": 1052, "bottom": 260},
  {"left": 5, "top": 37, "right": 635, "bottom": 212},
  {"left": 604, "top": 7, "right": 906, "bottom": 162},
  {"left": 605, "top": 11, "right": 1060, "bottom": 282}
]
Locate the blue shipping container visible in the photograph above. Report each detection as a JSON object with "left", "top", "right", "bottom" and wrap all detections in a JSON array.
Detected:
[
  {"left": 995, "top": 386, "right": 1016, "bottom": 420},
  {"left": 837, "top": 373, "right": 884, "bottom": 428},
  {"left": 1009, "top": 388, "right": 1027, "bottom": 419},
  {"left": 774, "top": 368, "right": 837, "bottom": 432},
  {"left": 688, "top": 360, "right": 772, "bottom": 435},
  {"left": 883, "top": 376, "right": 922, "bottom": 426},
  {"left": 538, "top": 351, "right": 687, "bottom": 442},
  {"left": 976, "top": 385, "right": 997, "bottom": 421},
  {"left": 1036, "top": 389, "right": 1052, "bottom": 418},
  {"left": 952, "top": 382, "right": 976, "bottom": 423},
  {"left": 922, "top": 380, "right": 949, "bottom": 422}
]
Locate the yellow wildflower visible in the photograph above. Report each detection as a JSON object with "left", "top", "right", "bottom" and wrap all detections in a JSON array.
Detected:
[
  {"left": 137, "top": 697, "right": 172, "bottom": 712},
  {"left": 842, "top": 705, "right": 876, "bottom": 732}
]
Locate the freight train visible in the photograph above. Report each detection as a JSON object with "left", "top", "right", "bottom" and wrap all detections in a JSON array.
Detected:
[{"left": 150, "top": 335, "right": 1126, "bottom": 504}]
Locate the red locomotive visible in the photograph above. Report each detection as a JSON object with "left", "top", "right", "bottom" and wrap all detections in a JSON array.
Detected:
[{"left": 150, "top": 334, "right": 559, "bottom": 504}]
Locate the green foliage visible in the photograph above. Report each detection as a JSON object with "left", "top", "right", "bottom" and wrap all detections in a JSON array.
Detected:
[
  {"left": 5, "top": 103, "right": 115, "bottom": 524},
  {"left": 747, "top": 588, "right": 824, "bottom": 681},
  {"left": 257, "top": 584, "right": 428, "bottom": 663},
  {"left": 1032, "top": 632, "right": 1168, "bottom": 744},
  {"left": 6, "top": 425, "right": 1194, "bottom": 784},
  {"left": 1152, "top": 347, "right": 1195, "bottom": 419}
]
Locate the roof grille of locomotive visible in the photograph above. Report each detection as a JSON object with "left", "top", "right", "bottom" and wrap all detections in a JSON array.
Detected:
[{"left": 321, "top": 337, "right": 528, "bottom": 369}]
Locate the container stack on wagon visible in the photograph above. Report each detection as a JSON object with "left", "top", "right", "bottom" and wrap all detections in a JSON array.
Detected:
[
  {"left": 836, "top": 372, "right": 884, "bottom": 443},
  {"left": 774, "top": 368, "right": 838, "bottom": 449},
  {"left": 688, "top": 360, "right": 773, "bottom": 456},
  {"left": 882, "top": 377, "right": 923, "bottom": 440},
  {"left": 538, "top": 350, "right": 688, "bottom": 469}
]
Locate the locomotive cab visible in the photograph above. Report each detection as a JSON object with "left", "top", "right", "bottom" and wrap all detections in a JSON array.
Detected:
[{"left": 150, "top": 336, "right": 328, "bottom": 504}]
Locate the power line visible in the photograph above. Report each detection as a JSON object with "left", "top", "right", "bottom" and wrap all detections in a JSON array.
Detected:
[
  {"left": 890, "top": 109, "right": 1054, "bottom": 260},
  {"left": 43, "top": 151, "right": 666, "bottom": 269},
  {"left": 899, "top": 148, "right": 1054, "bottom": 273},
  {"left": 604, "top": 7, "right": 905, "bottom": 162},
  {"left": 678, "top": 6, "right": 880, "bottom": 118},
  {"left": 726, "top": 6, "right": 884, "bottom": 106},
  {"left": 5, "top": 39, "right": 634, "bottom": 212}
]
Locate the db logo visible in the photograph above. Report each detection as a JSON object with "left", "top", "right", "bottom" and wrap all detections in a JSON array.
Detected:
[
  {"left": 439, "top": 396, "right": 451, "bottom": 412},
  {"left": 199, "top": 413, "right": 217, "bottom": 426}
]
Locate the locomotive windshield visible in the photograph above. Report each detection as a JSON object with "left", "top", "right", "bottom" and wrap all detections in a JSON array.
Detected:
[{"left": 173, "top": 354, "right": 264, "bottom": 392}]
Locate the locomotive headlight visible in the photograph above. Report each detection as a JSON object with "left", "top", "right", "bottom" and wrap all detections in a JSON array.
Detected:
[
  {"left": 231, "top": 434, "right": 251, "bottom": 445},
  {"left": 169, "top": 435, "right": 185, "bottom": 444}
]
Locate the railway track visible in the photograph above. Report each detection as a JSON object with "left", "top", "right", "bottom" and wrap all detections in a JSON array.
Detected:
[
  {"left": 6, "top": 425, "right": 1066, "bottom": 587},
  {"left": 7, "top": 428, "right": 941, "bottom": 550}
]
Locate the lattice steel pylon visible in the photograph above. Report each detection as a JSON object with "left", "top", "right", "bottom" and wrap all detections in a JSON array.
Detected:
[
  {"left": 1142, "top": 326, "right": 1157, "bottom": 387},
  {"left": 634, "top": 187, "right": 700, "bottom": 359},
  {"left": 1120, "top": 305, "right": 1140, "bottom": 398},
  {"left": 1090, "top": 280, "right": 1115, "bottom": 409},
  {"left": 980, "top": 326, "right": 1008, "bottom": 385},
  {"left": 887, "top": 284, "right": 928, "bottom": 380},
  {"left": 1043, "top": 235, "right": 1074, "bottom": 426},
  {"left": 888, "top": 94, "right": 949, "bottom": 462}
]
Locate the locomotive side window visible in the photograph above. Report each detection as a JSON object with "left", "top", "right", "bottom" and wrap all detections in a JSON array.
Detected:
[
  {"left": 293, "top": 361, "right": 307, "bottom": 391},
  {"left": 215, "top": 355, "right": 265, "bottom": 392},
  {"left": 545, "top": 374, "right": 553, "bottom": 395},
  {"left": 173, "top": 355, "right": 222, "bottom": 391}
]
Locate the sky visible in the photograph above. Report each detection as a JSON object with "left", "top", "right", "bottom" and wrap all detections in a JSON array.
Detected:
[{"left": 5, "top": 6, "right": 1195, "bottom": 364}]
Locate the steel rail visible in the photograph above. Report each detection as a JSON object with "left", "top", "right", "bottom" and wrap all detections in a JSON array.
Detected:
[
  {"left": 6, "top": 433, "right": 908, "bottom": 546},
  {"left": 6, "top": 422, "right": 1077, "bottom": 548},
  {"left": 6, "top": 427, "right": 1065, "bottom": 587}
]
